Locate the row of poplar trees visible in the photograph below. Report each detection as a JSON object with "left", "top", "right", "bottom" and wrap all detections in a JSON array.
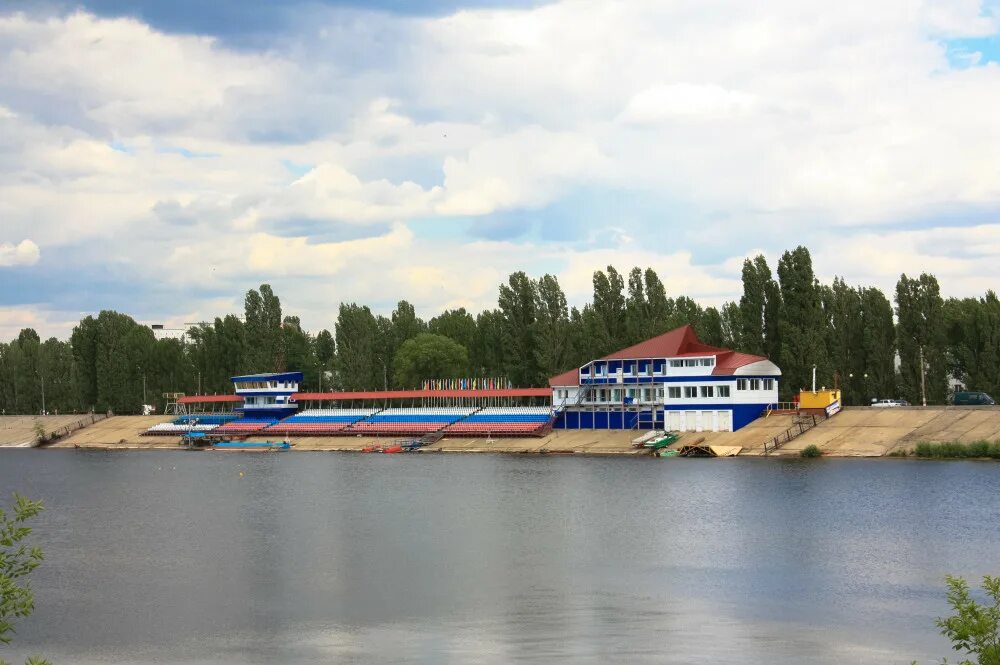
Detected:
[{"left": 1, "top": 246, "right": 998, "bottom": 414}]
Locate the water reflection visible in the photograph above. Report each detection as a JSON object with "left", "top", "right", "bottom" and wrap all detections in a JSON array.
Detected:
[{"left": 0, "top": 451, "right": 996, "bottom": 664}]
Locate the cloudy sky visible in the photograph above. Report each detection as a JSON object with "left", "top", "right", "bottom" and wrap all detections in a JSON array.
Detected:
[{"left": 1, "top": 0, "right": 999, "bottom": 339}]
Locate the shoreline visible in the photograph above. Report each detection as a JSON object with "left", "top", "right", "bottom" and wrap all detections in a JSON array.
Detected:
[{"left": 7, "top": 407, "right": 1000, "bottom": 458}]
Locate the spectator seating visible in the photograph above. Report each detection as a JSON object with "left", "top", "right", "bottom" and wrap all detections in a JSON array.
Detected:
[
  {"left": 444, "top": 407, "right": 554, "bottom": 437},
  {"left": 211, "top": 418, "right": 279, "bottom": 436},
  {"left": 348, "top": 407, "right": 476, "bottom": 435},
  {"left": 142, "top": 413, "right": 238, "bottom": 435},
  {"left": 267, "top": 409, "right": 379, "bottom": 436}
]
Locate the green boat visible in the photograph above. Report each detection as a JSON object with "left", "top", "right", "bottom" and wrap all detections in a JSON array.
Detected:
[
  {"left": 644, "top": 433, "right": 679, "bottom": 450},
  {"left": 656, "top": 449, "right": 680, "bottom": 457}
]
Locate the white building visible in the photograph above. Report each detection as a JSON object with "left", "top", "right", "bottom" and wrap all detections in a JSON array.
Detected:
[{"left": 549, "top": 325, "right": 781, "bottom": 432}]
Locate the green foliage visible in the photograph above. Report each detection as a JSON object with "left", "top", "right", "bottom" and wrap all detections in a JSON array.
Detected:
[
  {"left": 334, "top": 303, "right": 380, "bottom": 391},
  {"left": 800, "top": 444, "right": 822, "bottom": 458},
  {"left": 242, "top": 284, "right": 284, "bottom": 373},
  {"left": 896, "top": 273, "right": 948, "bottom": 405},
  {"left": 935, "top": 575, "right": 1000, "bottom": 665},
  {"left": 914, "top": 441, "right": 1000, "bottom": 459},
  {"left": 0, "top": 494, "right": 45, "bottom": 665},
  {"left": 30, "top": 421, "right": 44, "bottom": 444},
  {"left": 393, "top": 334, "right": 469, "bottom": 389},
  {"left": 886, "top": 448, "right": 911, "bottom": 457},
  {"left": 778, "top": 246, "right": 829, "bottom": 399}
]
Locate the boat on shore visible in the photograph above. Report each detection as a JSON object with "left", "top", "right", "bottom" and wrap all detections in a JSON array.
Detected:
[{"left": 211, "top": 440, "right": 291, "bottom": 451}]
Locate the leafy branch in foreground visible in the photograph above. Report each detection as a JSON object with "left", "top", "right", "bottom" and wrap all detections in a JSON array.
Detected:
[
  {"left": 0, "top": 494, "right": 48, "bottom": 665},
  {"left": 935, "top": 575, "right": 1000, "bottom": 665}
]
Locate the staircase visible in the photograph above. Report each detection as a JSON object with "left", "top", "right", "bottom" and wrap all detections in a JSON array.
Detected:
[{"left": 761, "top": 412, "right": 828, "bottom": 455}]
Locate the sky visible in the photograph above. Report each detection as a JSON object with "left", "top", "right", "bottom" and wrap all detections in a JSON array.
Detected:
[{"left": 1, "top": 0, "right": 1000, "bottom": 340}]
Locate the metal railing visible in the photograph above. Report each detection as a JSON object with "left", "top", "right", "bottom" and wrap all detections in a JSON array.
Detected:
[{"left": 762, "top": 412, "right": 825, "bottom": 455}]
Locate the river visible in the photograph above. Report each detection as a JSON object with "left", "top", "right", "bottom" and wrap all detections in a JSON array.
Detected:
[{"left": 0, "top": 450, "right": 997, "bottom": 664}]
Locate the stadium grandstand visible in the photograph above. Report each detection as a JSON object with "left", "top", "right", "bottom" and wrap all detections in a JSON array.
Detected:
[{"left": 142, "top": 324, "right": 780, "bottom": 440}]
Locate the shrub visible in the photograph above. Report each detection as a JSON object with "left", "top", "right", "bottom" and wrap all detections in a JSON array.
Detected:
[
  {"left": 886, "top": 448, "right": 910, "bottom": 457},
  {"left": 800, "top": 444, "right": 822, "bottom": 458},
  {"left": 914, "top": 440, "right": 1000, "bottom": 459},
  {"left": 31, "top": 419, "right": 46, "bottom": 443}
]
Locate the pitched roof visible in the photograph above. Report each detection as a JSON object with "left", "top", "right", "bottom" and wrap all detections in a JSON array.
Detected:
[
  {"left": 545, "top": 324, "right": 773, "bottom": 385},
  {"left": 600, "top": 325, "right": 726, "bottom": 360},
  {"left": 711, "top": 351, "right": 769, "bottom": 375},
  {"left": 548, "top": 368, "right": 579, "bottom": 387}
]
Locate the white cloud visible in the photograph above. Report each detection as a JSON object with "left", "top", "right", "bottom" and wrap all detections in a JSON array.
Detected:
[
  {"left": 0, "top": 239, "right": 40, "bottom": 266},
  {"left": 1, "top": 3, "right": 1000, "bottom": 337}
]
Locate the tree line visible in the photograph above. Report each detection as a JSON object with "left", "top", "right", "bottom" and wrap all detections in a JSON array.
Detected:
[{"left": 1, "top": 245, "right": 997, "bottom": 414}]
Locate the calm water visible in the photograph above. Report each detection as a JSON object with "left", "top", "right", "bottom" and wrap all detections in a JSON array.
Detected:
[{"left": 0, "top": 451, "right": 998, "bottom": 664}]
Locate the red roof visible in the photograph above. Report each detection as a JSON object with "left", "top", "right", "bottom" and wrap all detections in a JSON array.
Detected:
[
  {"left": 293, "top": 388, "right": 551, "bottom": 401},
  {"left": 177, "top": 395, "right": 242, "bottom": 404},
  {"left": 711, "top": 351, "right": 768, "bottom": 375},
  {"left": 546, "top": 324, "right": 772, "bottom": 385},
  {"left": 600, "top": 325, "right": 726, "bottom": 360},
  {"left": 548, "top": 368, "right": 579, "bottom": 387}
]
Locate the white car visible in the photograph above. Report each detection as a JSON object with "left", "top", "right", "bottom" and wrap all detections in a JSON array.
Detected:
[{"left": 870, "top": 399, "right": 908, "bottom": 408}]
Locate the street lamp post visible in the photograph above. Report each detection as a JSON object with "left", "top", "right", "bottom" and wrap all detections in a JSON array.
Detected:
[{"left": 37, "top": 372, "right": 45, "bottom": 415}]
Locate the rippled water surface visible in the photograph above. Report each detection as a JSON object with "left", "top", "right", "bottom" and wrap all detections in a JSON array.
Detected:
[{"left": 1, "top": 450, "right": 998, "bottom": 664}]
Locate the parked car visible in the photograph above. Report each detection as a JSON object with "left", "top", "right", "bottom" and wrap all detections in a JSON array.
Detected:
[
  {"left": 871, "top": 399, "right": 906, "bottom": 408},
  {"left": 952, "top": 391, "right": 996, "bottom": 406}
]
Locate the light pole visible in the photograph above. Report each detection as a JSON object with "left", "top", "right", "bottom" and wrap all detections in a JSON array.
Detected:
[{"left": 37, "top": 371, "right": 45, "bottom": 415}]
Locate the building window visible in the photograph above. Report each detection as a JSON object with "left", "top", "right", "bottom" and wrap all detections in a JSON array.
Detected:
[
  {"left": 763, "top": 379, "right": 774, "bottom": 391},
  {"left": 684, "top": 359, "right": 699, "bottom": 367},
  {"left": 684, "top": 386, "right": 697, "bottom": 398},
  {"left": 668, "top": 387, "right": 681, "bottom": 399},
  {"left": 670, "top": 359, "right": 683, "bottom": 368},
  {"left": 700, "top": 386, "right": 714, "bottom": 398},
  {"left": 700, "top": 358, "right": 714, "bottom": 367},
  {"left": 749, "top": 379, "right": 762, "bottom": 390},
  {"left": 737, "top": 379, "right": 748, "bottom": 391},
  {"left": 718, "top": 385, "right": 731, "bottom": 398}
]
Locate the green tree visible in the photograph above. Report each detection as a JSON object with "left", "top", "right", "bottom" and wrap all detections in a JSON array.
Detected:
[
  {"left": 945, "top": 293, "right": 1000, "bottom": 400},
  {"left": 334, "top": 304, "right": 380, "bottom": 391},
  {"left": 739, "top": 256, "right": 767, "bottom": 354},
  {"left": 896, "top": 273, "right": 947, "bottom": 404},
  {"left": 859, "top": 287, "right": 896, "bottom": 403},
  {"left": 825, "top": 278, "right": 865, "bottom": 405},
  {"left": 533, "top": 274, "right": 571, "bottom": 380},
  {"left": 428, "top": 309, "right": 477, "bottom": 358},
  {"left": 0, "top": 494, "right": 49, "bottom": 665},
  {"left": 498, "top": 272, "right": 540, "bottom": 387},
  {"left": 935, "top": 575, "right": 1000, "bottom": 665},
  {"left": 719, "top": 301, "right": 741, "bottom": 349},
  {"left": 242, "top": 284, "right": 284, "bottom": 373},
  {"left": 591, "top": 266, "right": 626, "bottom": 355},
  {"left": 393, "top": 333, "right": 469, "bottom": 389},
  {"left": 282, "top": 316, "right": 318, "bottom": 391},
  {"left": 472, "top": 309, "right": 505, "bottom": 376},
  {"left": 777, "top": 246, "right": 829, "bottom": 398}
]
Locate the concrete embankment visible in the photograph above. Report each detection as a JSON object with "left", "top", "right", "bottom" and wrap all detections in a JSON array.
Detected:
[{"left": 16, "top": 406, "right": 1000, "bottom": 457}]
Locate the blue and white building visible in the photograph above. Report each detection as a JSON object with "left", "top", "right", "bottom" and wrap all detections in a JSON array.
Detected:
[
  {"left": 231, "top": 372, "right": 303, "bottom": 419},
  {"left": 549, "top": 325, "right": 780, "bottom": 432}
]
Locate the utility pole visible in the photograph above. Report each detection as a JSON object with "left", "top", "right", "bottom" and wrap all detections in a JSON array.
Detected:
[
  {"left": 198, "top": 371, "right": 202, "bottom": 395},
  {"left": 38, "top": 372, "right": 45, "bottom": 415},
  {"left": 143, "top": 373, "right": 147, "bottom": 406},
  {"left": 920, "top": 345, "right": 927, "bottom": 407}
]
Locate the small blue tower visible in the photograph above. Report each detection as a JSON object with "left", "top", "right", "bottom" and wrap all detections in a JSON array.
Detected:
[{"left": 230, "top": 372, "right": 303, "bottom": 419}]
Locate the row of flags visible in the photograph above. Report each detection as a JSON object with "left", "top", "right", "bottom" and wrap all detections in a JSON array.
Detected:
[{"left": 421, "top": 377, "right": 513, "bottom": 391}]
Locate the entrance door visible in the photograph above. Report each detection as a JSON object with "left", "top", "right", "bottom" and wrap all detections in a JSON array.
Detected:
[
  {"left": 684, "top": 411, "right": 696, "bottom": 432},
  {"left": 717, "top": 410, "right": 732, "bottom": 432},
  {"left": 667, "top": 411, "right": 681, "bottom": 432}
]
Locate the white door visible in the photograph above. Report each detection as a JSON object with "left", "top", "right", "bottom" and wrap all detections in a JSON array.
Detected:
[
  {"left": 684, "top": 411, "right": 696, "bottom": 432},
  {"left": 667, "top": 411, "right": 681, "bottom": 432},
  {"left": 717, "top": 410, "right": 732, "bottom": 432}
]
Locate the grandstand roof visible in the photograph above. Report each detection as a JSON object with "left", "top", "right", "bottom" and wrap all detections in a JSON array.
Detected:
[
  {"left": 178, "top": 395, "right": 242, "bottom": 404},
  {"left": 294, "top": 388, "right": 551, "bottom": 401},
  {"left": 231, "top": 372, "right": 303, "bottom": 382},
  {"left": 547, "top": 324, "right": 772, "bottom": 386}
]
